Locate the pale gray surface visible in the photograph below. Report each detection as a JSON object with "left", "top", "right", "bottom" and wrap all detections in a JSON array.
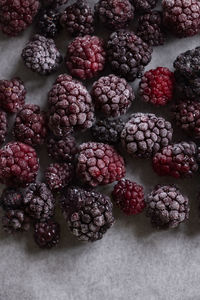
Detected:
[{"left": 0, "top": 1, "right": 200, "bottom": 300}]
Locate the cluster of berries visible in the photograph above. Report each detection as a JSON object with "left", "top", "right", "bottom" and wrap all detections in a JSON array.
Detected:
[{"left": 0, "top": 0, "right": 199, "bottom": 249}]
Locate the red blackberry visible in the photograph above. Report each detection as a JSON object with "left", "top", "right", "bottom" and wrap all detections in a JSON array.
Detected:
[
  {"left": 23, "top": 183, "right": 55, "bottom": 221},
  {"left": 139, "top": 67, "right": 175, "bottom": 106},
  {"left": 153, "top": 141, "right": 198, "bottom": 178},
  {"left": 121, "top": 113, "right": 173, "bottom": 158},
  {"left": 37, "top": 8, "right": 61, "bottom": 38},
  {"left": 47, "top": 134, "right": 78, "bottom": 162},
  {"left": 112, "top": 179, "right": 145, "bottom": 215},
  {"left": 0, "top": 0, "right": 40, "bottom": 36},
  {"left": 77, "top": 142, "right": 125, "bottom": 187},
  {"left": 136, "top": 11, "right": 166, "bottom": 47},
  {"left": 0, "top": 188, "right": 23, "bottom": 211},
  {"left": 60, "top": 0, "right": 94, "bottom": 37},
  {"left": 162, "top": 0, "right": 200, "bottom": 38},
  {"left": 0, "top": 110, "right": 7, "bottom": 145},
  {"left": 131, "top": 0, "right": 158, "bottom": 12},
  {"left": 61, "top": 187, "right": 114, "bottom": 242},
  {"left": 34, "top": 219, "right": 60, "bottom": 249},
  {"left": 66, "top": 35, "right": 106, "bottom": 80},
  {"left": 0, "top": 142, "right": 39, "bottom": 187},
  {"left": 95, "top": 0, "right": 134, "bottom": 30},
  {"left": 48, "top": 74, "right": 95, "bottom": 136},
  {"left": 0, "top": 78, "right": 26, "bottom": 113},
  {"left": 91, "top": 74, "right": 135, "bottom": 117},
  {"left": 22, "top": 35, "right": 62, "bottom": 75},
  {"left": 45, "top": 162, "right": 74, "bottom": 192},
  {"left": 145, "top": 185, "right": 189, "bottom": 229},
  {"left": 2, "top": 210, "right": 30, "bottom": 233},
  {"left": 13, "top": 104, "right": 47, "bottom": 147},
  {"left": 107, "top": 30, "right": 152, "bottom": 81}
]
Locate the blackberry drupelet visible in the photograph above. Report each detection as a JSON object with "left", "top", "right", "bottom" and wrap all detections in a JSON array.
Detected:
[
  {"left": 34, "top": 219, "right": 60, "bottom": 249},
  {"left": 0, "top": 110, "right": 7, "bottom": 145},
  {"left": 131, "top": 0, "right": 157, "bottom": 13},
  {"left": 37, "top": 8, "right": 61, "bottom": 38},
  {"left": 0, "top": 188, "right": 23, "bottom": 211},
  {"left": 2, "top": 210, "right": 30, "bottom": 233}
]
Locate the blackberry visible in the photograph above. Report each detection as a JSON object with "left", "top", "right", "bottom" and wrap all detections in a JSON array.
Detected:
[
  {"left": 153, "top": 141, "right": 198, "bottom": 178},
  {"left": 47, "top": 134, "right": 78, "bottom": 162},
  {"left": 91, "top": 118, "right": 124, "bottom": 144},
  {"left": 13, "top": 104, "right": 47, "bottom": 147},
  {"left": 60, "top": 187, "right": 114, "bottom": 242},
  {"left": 136, "top": 11, "right": 166, "bottom": 47},
  {"left": 107, "top": 30, "right": 152, "bottom": 81},
  {"left": 131, "top": 0, "right": 157, "bottom": 13},
  {"left": 95, "top": 0, "right": 134, "bottom": 30},
  {"left": 0, "top": 0, "right": 40, "bottom": 36},
  {"left": 139, "top": 67, "right": 175, "bottom": 106},
  {"left": 37, "top": 8, "right": 61, "bottom": 38},
  {"left": 60, "top": 0, "right": 94, "bottom": 37},
  {"left": 2, "top": 210, "right": 30, "bottom": 233},
  {"left": 91, "top": 74, "right": 135, "bottom": 117},
  {"left": 174, "top": 71, "right": 200, "bottom": 100},
  {"left": 0, "top": 142, "right": 39, "bottom": 187},
  {"left": 145, "top": 185, "right": 189, "bottom": 229},
  {"left": 66, "top": 35, "right": 106, "bottom": 80},
  {"left": 77, "top": 142, "right": 125, "bottom": 187},
  {"left": 0, "top": 188, "right": 23, "bottom": 211},
  {"left": 45, "top": 162, "right": 74, "bottom": 192},
  {"left": 0, "top": 78, "right": 26, "bottom": 113},
  {"left": 121, "top": 113, "right": 173, "bottom": 158},
  {"left": 0, "top": 110, "right": 7, "bottom": 145},
  {"left": 22, "top": 35, "right": 62, "bottom": 75},
  {"left": 112, "top": 179, "right": 145, "bottom": 215},
  {"left": 23, "top": 183, "right": 55, "bottom": 221},
  {"left": 48, "top": 74, "right": 95, "bottom": 136},
  {"left": 34, "top": 219, "right": 60, "bottom": 249}
]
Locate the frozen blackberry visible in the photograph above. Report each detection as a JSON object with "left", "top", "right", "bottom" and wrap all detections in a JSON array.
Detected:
[
  {"left": 121, "top": 113, "right": 173, "bottom": 158},
  {"left": 0, "top": 110, "right": 7, "bottom": 145},
  {"left": 45, "top": 162, "right": 74, "bottom": 191},
  {"left": 91, "top": 74, "right": 135, "bottom": 117},
  {"left": 34, "top": 219, "right": 60, "bottom": 249},
  {"left": 0, "top": 0, "right": 40, "bottom": 36},
  {"left": 0, "top": 142, "right": 39, "bottom": 187},
  {"left": 136, "top": 11, "right": 166, "bottom": 47},
  {"left": 60, "top": 0, "right": 94, "bottom": 37},
  {"left": 163, "top": 0, "right": 200, "bottom": 38},
  {"left": 48, "top": 74, "right": 95, "bottom": 136},
  {"left": 22, "top": 35, "right": 62, "bottom": 75},
  {"left": 13, "top": 104, "right": 47, "bottom": 147},
  {"left": 24, "top": 183, "right": 55, "bottom": 221},
  {"left": 139, "top": 67, "right": 175, "bottom": 106},
  {"left": 77, "top": 142, "right": 125, "bottom": 187},
  {"left": 91, "top": 118, "right": 124, "bottom": 144},
  {"left": 0, "top": 78, "right": 26, "bottom": 113},
  {"left": 2, "top": 210, "right": 30, "bottom": 233},
  {"left": 112, "top": 179, "right": 145, "bottom": 215},
  {"left": 173, "top": 100, "right": 200, "bottom": 138},
  {"left": 66, "top": 35, "right": 106, "bottom": 80},
  {"left": 153, "top": 141, "right": 198, "bottom": 178},
  {"left": 145, "top": 185, "right": 189, "bottom": 229},
  {"left": 174, "top": 71, "right": 200, "bottom": 100},
  {"left": 107, "top": 30, "right": 152, "bottom": 81},
  {"left": 95, "top": 0, "right": 134, "bottom": 30},
  {"left": 0, "top": 188, "right": 23, "bottom": 211},
  {"left": 37, "top": 8, "right": 61, "bottom": 38},
  {"left": 131, "top": 0, "right": 157, "bottom": 12},
  {"left": 47, "top": 134, "right": 78, "bottom": 162},
  {"left": 61, "top": 187, "right": 114, "bottom": 242}
]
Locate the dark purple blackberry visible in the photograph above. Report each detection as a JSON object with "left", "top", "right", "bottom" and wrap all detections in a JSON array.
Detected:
[
  {"left": 136, "top": 11, "right": 166, "bottom": 47},
  {"left": 2, "top": 210, "right": 30, "bottom": 233},
  {"left": 60, "top": 0, "right": 94, "bottom": 37},
  {"left": 47, "top": 134, "right": 78, "bottom": 162},
  {"left": 107, "top": 30, "right": 152, "bottom": 81},
  {"left": 0, "top": 188, "right": 23, "bottom": 211},
  {"left": 0, "top": 110, "right": 7, "bottom": 145},
  {"left": 95, "top": 0, "right": 134, "bottom": 30},
  {"left": 121, "top": 113, "right": 173, "bottom": 158},
  {"left": 37, "top": 8, "right": 61, "bottom": 38},
  {"left": 145, "top": 185, "right": 189, "bottom": 229},
  {"left": 174, "top": 72, "right": 200, "bottom": 100},
  {"left": 48, "top": 74, "right": 95, "bottom": 136},
  {"left": 45, "top": 162, "right": 74, "bottom": 192},
  {"left": 13, "top": 104, "right": 47, "bottom": 147},
  {"left": 91, "top": 118, "right": 124, "bottom": 144},
  {"left": 23, "top": 183, "right": 55, "bottom": 221},
  {"left": 60, "top": 187, "right": 114, "bottom": 242},
  {"left": 34, "top": 219, "right": 60, "bottom": 249},
  {"left": 131, "top": 0, "right": 157, "bottom": 13},
  {"left": 91, "top": 74, "right": 135, "bottom": 117},
  {"left": 22, "top": 35, "right": 62, "bottom": 75}
]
